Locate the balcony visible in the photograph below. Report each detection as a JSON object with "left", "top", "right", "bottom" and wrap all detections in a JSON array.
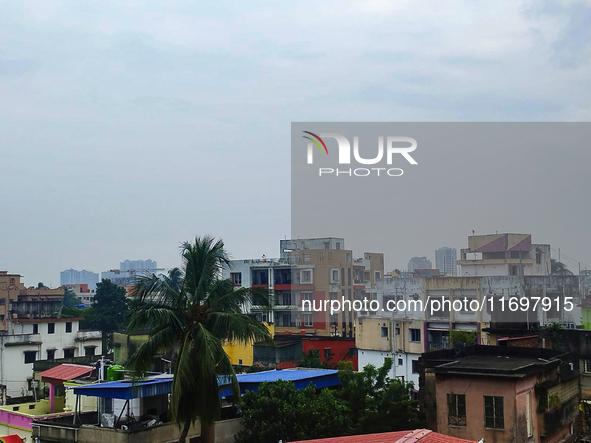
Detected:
[
  {"left": 75, "top": 330, "right": 102, "bottom": 342},
  {"left": 3, "top": 333, "right": 42, "bottom": 346}
]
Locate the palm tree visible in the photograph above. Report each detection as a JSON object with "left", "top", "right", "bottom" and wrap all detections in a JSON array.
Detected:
[
  {"left": 551, "top": 259, "right": 573, "bottom": 275},
  {"left": 127, "top": 237, "right": 271, "bottom": 443}
]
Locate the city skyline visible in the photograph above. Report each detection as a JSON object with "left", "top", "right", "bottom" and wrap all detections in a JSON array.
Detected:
[{"left": 1, "top": 2, "right": 590, "bottom": 286}]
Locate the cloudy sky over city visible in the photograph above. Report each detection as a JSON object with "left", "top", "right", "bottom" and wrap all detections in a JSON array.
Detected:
[{"left": 1, "top": 1, "right": 590, "bottom": 285}]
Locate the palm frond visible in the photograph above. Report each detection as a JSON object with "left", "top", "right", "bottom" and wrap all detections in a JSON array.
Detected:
[{"left": 204, "top": 311, "right": 272, "bottom": 344}]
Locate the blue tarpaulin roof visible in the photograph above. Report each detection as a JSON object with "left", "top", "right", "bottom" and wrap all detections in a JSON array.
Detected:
[
  {"left": 72, "top": 369, "right": 340, "bottom": 400},
  {"left": 72, "top": 378, "right": 173, "bottom": 400},
  {"left": 219, "top": 369, "right": 340, "bottom": 397}
]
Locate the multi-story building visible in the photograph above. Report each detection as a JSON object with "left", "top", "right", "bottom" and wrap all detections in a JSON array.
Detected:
[
  {"left": 357, "top": 273, "right": 587, "bottom": 391},
  {"left": 458, "top": 233, "right": 551, "bottom": 277},
  {"left": 101, "top": 260, "right": 161, "bottom": 287},
  {"left": 0, "top": 318, "right": 102, "bottom": 400},
  {"left": 119, "top": 259, "right": 157, "bottom": 272},
  {"left": 223, "top": 238, "right": 384, "bottom": 338},
  {"left": 420, "top": 345, "right": 579, "bottom": 443},
  {"left": 435, "top": 247, "right": 457, "bottom": 276},
  {"left": 59, "top": 269, "right": 99, "bottom": 290},
  {"left": 0, "top": 272, "right": 63, "bottom": 331},
  {"left": 63, "top": 284, "right": 95, "bottom": 304},
  {"left": 408, "top": 257, "right": 432, "bottom": 273}
]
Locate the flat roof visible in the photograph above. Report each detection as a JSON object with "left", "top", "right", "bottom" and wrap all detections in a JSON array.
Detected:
[
  {"left": 219, "top": 369, "right": 340, "bottom": 397},
  {"left": 72, "top": 377, "right": 172, "bottom": 400}
]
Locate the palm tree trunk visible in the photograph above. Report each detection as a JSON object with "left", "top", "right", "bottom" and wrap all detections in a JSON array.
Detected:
[
  {"left": 201, "top": 420, "right": 215, "bottom": 443},
  {"left": 178, "top": 420, "right": 191, "bottom": 443}
]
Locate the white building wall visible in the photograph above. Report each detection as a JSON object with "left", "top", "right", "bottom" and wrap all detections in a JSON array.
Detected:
[
  {"left": 358, "top": 349, "right": 395, "bottom": 378},
  {"left": 0, "top": 320, "right": 102, "bottom": 398}
]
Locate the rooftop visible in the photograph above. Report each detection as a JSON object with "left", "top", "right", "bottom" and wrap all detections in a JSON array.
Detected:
[
  {"left": 422, "top": 345, "right": 570, "bottom": 378},
  {"left": 38, "top": 364, "right": 94, "bottom": 383},
  {"left": 290, "top": 429, "right": 477, "bottom": 443},
  {"left": 71, "top": 376, "right": 172, "bottom": 400}
]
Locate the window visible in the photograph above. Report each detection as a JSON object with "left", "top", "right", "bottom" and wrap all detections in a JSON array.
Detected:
[
  {"left": 24, "top": 351, "right": 37, "bottom": 364},
  {"left": 336, "top": 242, "right": 341, "bottom": 250},
  {"left": 0, "top": 299, "right": 4, "bottom": 305},
  {"left": 363, "top": 271, "right": 370, "bottom": 281},
  {"left": 581, "top": 359, "right": 591, "bottom": 373},
  {"left": 536, "top": 252, "right": 542, "bottom": 265},
  {"left": 484, "top": 396, "right": 504, "bottom": 429},
  {"left": 341, "top": 268, "right": 345, "bottom": 285},
  {"left": 64, "top": 348, "right": 75, "bottom": 358},
  {"left": 381, "top": 326, "right": 388, "bottom": 337},
  {"left": 324, "top": 348, "right": 332, "bottom": 359},
  {"left": 331, "top": 269, "right": 339, "bottom": 283},
  {"left": 302, "top": 292, "right": 313, "bottom": 303},
  {"left": 448, "top": 394, "right": 466, "bottom": 426},
  {"left": 48, "top": 323, "right": 55, "bottom": 334},
  {"left": 348, "top": 268, "right": 351, "bottom": 285},
  {"left": 395, "top": 327, "right": 401, "bottom": 335},
  {"left": 33, "top": 324, "right": 39, "bottom": 334},
  {"left": 412, "top": 360, "right": 419, "bottom": 373},
  {"left": 238, "top": 359, "right": 243, "bottom": 365},
  {"left": 303, "top": 253, "right": 311, "bottom": 262},
  {"left": 303, "top": 313, "right": 313, "bottom": 327},
  {"left": 300, "top": 269, "right": 313, "bottom": 284},
  {"left": 47, "top": 350, "right": 55, "bottom": 360},
  {"left": 409, "top": 328, "right": 421, "bottom": 342},
  {"left": 230, "top": 272, "right": 242, "bottom": 286},
  {"left": 84, "top": 346, "right": 95, "bottom": 357},
  {"left": 65, "top": 322, "right": 72, "bottom": 333},
  {"left": 398, "top": 358, "right": 403, "bottom": 366},
  {"left": 345, "top": 253, "right": 351, "bottom": 262},
  {"left": 374, "top": 271, "right": 381, "bottom": 281},
  {"left": 324, "top": 242, "right": 330, "bottom": 249}
]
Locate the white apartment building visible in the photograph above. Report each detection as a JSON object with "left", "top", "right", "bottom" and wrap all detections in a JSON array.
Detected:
[{"left": 0, "top": 318, "right": 102, "bottom": 399}]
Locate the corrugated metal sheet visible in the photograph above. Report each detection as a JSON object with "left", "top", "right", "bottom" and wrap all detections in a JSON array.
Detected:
[
  {"left": 72, "top": 378, "right": 173, "bottom": 400},
  {"left": 38, "top": 364, "right": 93, "bottom": 383},
  {"left": 289, "top": 430, "right": 477, "bottom": 443},
  {"left": 219, "top": 369, "right": 341, "bottom": 398}
]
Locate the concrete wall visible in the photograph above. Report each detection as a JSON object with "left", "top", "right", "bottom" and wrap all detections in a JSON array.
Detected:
[
  {"left": 33, "top": 417, "right": 242, "bottom": 443},
  {"left": 0, "top": 319, "right": 102, "bottom": 398}
]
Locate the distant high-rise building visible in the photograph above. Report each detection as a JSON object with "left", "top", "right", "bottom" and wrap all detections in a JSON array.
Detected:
[
  {"left": 102, "top": 259, "right": 159, "bottom": 287},
  {"left": 60, "top": 269, "right": 99, "bottom": 290},
  {"left": 408, "top": 257, "right": 432, "bottom": 272},
  {"left": 435, "top": 247, "right": 457, "bottom": 276},
  {"left": 120, "top": 259, "right": 157, "bottom": 272}
]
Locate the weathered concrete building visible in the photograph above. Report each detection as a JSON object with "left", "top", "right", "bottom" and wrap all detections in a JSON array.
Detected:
[
  {"left": 420, "top": 345, "right": 579, "bottom": 443},
  {"left": 458, "top": 233, "right": 551, "bottom": 277},
  {"left": 222, "top": 238, "right": 384, "bottom": 338}
]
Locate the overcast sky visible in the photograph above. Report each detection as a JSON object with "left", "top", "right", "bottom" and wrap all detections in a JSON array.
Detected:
[{"left": 1, "top": 1, "right": 590, "bottom": 286}]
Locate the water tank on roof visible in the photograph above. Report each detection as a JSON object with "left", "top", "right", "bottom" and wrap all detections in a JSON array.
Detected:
[{"left": 107, "top": 365, "right": 124, "bottom": 381}]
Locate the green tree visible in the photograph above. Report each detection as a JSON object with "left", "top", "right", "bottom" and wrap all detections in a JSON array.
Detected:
[
  {"left": 300, "top": 350, "right": 323, "bottom": 368},
  {"left": 85, "top": 279, "right": 129, "bottom": 351},
  {"left": 449, "top": 329, "right": 477, "bottom": 348},
  {"left": 551, "top": 259, "right": 573, "bottom": 275},
  {"left": 337, "top": 358, "right": 424, "bottom": 434},
  {"left": 62, "top": 287, "right": 80, "bottom": 308},
  {"left": 235, "top": 380, "right": 350, "bottom": 443},
  {"left": 127, "top": 237, "right": 271, "bottom": 443}
]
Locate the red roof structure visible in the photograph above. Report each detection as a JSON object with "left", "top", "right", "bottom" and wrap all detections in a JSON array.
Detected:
[
  {"left": 289, "top": 430, "right": 477, "bottom": 443},
  {"left": 0, "top": 435, "right": 25, "bottom": 443},
  {"left": 37, "top": 364, "right": 93, "bottom": 384}
]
